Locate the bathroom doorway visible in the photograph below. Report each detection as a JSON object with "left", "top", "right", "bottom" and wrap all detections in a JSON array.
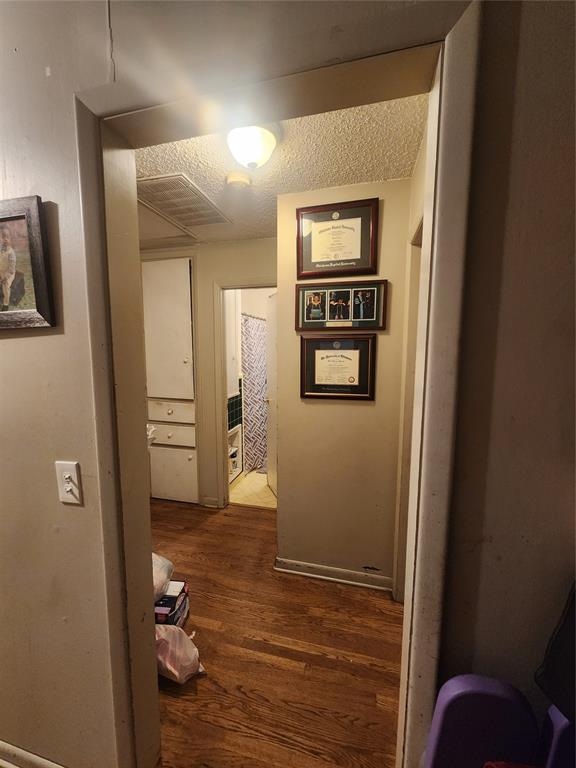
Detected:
[{"left": 224, "top": 286, "right": 277, "bottom": 509}]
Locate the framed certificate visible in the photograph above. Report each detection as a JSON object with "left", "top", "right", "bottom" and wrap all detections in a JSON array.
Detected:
[
  {"left": 296, "top": 198, "right": 379, "bottom": 279},
  {"left": 295, "top": 279, "right": 388, "bottom": 332},
  {"left": 300, "top": 334, "right": 376, "bottom": 400}
]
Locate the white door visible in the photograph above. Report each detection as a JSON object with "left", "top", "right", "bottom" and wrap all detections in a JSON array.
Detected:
[
  {"left": 266, "top": 292, "right": 278, "bottom": 496},
  {"left": 141, "top": 259, "right": 194, "bottom": 400}
]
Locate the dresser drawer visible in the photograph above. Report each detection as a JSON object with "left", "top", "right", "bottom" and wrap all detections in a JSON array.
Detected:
[
  {"left": 150, "top": 446, "right": 198, "bottom": 503},
  {"left": 148, "top": 399, "right": 195, "bottom": 424},
  {"left": 149, "top": 423, "right": 196, "bottom": 448}
]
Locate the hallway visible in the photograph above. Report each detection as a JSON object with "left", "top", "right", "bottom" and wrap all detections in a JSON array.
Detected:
[{"left": 152, "top": 501, "right": 403, "bottom": 768}]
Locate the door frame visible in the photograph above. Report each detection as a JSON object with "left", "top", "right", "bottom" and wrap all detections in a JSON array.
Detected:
[
  {"left": 79, "top": 4, "right": 481, "bottom": 765},
  {"left": 265, "top": 290, "right": 278, "bottom": 497},
  {"left": 211, "top": 281, "right": 277, "bottom": 508},
  {"left": 396, "top": 6, "right": 481, "bottom": 762},
  {"left": 220, "top": 285, "right": 278, "bottom": 497}
]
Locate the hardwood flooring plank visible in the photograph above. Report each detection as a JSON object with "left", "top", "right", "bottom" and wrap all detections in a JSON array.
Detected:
[{"left": 152, "top": 501, "right": 402, "bottom": 768}]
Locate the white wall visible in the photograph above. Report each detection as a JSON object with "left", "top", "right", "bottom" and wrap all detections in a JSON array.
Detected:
[
  {"left": 241, "top": 287, "right": 274, "bottom": 320},
  {"left": 276, "top": 180, "right": 411, "bottom": 583},
  {"left": 224, "top": 288, "right": 242, "bottom": 397},
  {"left": 193, "top": 239, "right": 276, "bottom": 506}
]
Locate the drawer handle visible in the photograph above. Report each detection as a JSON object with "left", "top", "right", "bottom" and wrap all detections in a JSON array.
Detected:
[
  {"left": 187, "top": 455, "right": 194, "bottom": 461},
  {"left": 183, "top": 358, "right": 190, "bottom": 364},
  {"left": 167, "top": 432, "right": 173, "bottom": 439},
  {"left": 167, "top": 408, "right": 174, "bottom": 415}
]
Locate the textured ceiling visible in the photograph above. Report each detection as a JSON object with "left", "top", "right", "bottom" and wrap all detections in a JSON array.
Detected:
[{"left": 136, "top": 94, "right": 428, "bottom": 244}]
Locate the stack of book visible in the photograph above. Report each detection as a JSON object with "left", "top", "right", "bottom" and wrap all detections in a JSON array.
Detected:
[{"left": 154, "top": 580, "right": 189, "bottom": 627}]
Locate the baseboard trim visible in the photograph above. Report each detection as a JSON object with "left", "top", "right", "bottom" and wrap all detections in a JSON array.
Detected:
[
  {"left": 0, "top": 741, "right": 65, "bottom": 768},
  {"left": 274, "top": 557, "right": 393, "bottom": 591},
  {"left": 198, "top": 496, "right": 219, "bottom": 508}
]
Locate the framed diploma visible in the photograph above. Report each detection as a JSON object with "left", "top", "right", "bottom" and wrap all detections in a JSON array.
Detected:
[
  {"left": 300, "top": 334, "right": 376, "bottom": 400},
  {"left": 295, "top": 279, "right": 388, "bottom": 332},
  {"left": 296, "top": 198, "right": 379, "bottom": 279}
]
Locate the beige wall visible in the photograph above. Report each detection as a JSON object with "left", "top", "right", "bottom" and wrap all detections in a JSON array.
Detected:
[
  {"left": 193, "top": 239, "right": 276, "bottom": 506},
  {"left": 101, "top": 125, "right": 161, "bottom": 768},
  {"left": 277, "top": 180, "right": 411, "bottom": 582},
  {"left": 407, "top": 139, "right": 426, "bottom": 241},
  {"left": 441, "top": 0, "right": 575, "bottom": 711},
  {"left": 1, "top": 1, "right": 573, "bottom": 764},
  {"left": 0, "top": 3, "right": 138, "bottom": 767},
  {"left": 393, "top": 134, "right": 428, "bottom": 601}
]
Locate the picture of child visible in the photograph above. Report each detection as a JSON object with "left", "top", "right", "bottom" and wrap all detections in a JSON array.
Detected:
[
  {"left": 0, "top": 217, "right": 35, "bottom": 312},
  {"left": 0, "top": 224, "right": 16, "bottom": 311}
]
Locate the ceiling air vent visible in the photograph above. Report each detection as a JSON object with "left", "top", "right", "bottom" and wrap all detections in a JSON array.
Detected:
[{"left": 137, "top": 173, "right": 230, "bottom": 230}]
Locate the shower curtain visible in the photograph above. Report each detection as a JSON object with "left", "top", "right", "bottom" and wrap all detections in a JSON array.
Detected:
[{"left": 241, "top": 313, "right": 267, "bottom": 472}]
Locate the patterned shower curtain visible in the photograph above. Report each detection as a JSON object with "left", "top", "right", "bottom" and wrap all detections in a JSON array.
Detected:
[{"left": 241, "top": 314, "right": 268, "bottom": 472}]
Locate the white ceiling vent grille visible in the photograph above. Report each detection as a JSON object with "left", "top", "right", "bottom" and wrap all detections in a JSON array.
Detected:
[{"left": 137, "top": 173, "right": 230, "bottom": 230}]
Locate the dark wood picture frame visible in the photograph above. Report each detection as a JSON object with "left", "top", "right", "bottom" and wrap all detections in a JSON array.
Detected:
[
  {"left": 295, "top": 279, "right": 388, "bottom": 332},
  {"left": 296, "top": 198, "right": 379, "bottom": 279},
  {"left": 0, "top": 195, "right": 54, "bottom": 329},
  {"left": 300, "top": 334, "right": 376, "bottom": 400}
]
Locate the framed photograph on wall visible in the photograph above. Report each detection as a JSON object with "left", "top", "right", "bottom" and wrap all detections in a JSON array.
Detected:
[
  {"left": 0, "top": 196, "right": 54, "bottom": 329},
  {"left": 301, "top": 334, "right": 376, "bottom": 400},
  {"left": 295, "top": 279, "right": 388, "bottom": 332},
  {"left": 296, "top": 198, "right": 379, "bottom": 279}
]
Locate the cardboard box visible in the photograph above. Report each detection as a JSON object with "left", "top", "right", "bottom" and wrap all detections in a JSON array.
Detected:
[{"left": 155, "top": 580, "right": 189, "bottom": 625}]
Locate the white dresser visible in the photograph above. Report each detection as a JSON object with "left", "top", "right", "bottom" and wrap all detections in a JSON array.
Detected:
[{"left": 142, "top": 258, "right": 198, "bottom": 503}]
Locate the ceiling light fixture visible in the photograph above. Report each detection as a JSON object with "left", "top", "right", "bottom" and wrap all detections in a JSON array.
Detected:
[
  {"left": 225, "top": 171, "right": 252, "bottom": 189},
  {"left": 226, "top": 125, "right": 277, "bottom": 169}
]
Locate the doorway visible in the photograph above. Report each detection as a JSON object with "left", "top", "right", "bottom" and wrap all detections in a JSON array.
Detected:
[
  {"left": 225, "top": 286, "right": 278, "bottom": 509},
  {"left": 93, "top": 9, "right": 480, "bottom": 765},
  {"left": 121, "top": 103, "right": 427, "bottom": 766}
]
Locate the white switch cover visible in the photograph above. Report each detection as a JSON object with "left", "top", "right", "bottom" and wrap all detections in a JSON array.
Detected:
[{"left": 55, "top": 461, "right": 84, "bottom": 505}]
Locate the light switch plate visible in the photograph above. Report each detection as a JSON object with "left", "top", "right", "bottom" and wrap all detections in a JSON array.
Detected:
[{"left": 55, "top": 460, "right": 83, "bottom": 505}]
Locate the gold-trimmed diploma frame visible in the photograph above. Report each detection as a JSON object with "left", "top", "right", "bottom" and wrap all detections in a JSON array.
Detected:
[
  {"left": 296, "top": 279, "right": 387, "bottom": 332},
  {"left": 296, "top": 198, "right": 379, "bottom": 279},
  {"left": 0, "top": 195, "right": 54, "bottom": 329},
  {"left": 300, "top": 334, "right": 376, "bottom": 400}
]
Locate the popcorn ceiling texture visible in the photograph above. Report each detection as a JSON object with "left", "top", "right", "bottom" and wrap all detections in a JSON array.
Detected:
[{"left": 136, "top": 94, "right": 428, "bottom": 243}]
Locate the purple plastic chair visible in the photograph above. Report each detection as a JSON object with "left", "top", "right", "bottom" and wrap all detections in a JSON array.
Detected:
[
  {"left": 423, "top": 674, "right": 540, "bottom": 768},
  {"left": 538, "top": 705, "right": 575, "bottom": 768}
]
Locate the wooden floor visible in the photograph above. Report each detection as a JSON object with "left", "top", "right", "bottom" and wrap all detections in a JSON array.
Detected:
[{"left": 152, "top": 500, "right": 403, "bottom": 768}]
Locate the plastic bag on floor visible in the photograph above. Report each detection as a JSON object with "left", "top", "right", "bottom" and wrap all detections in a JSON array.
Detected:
[
  {"left": 152, "top": 552, "right": 174, "bottom": 601},
  {"left": 155, "top": 624, "right": 204, "bottom": 684}
]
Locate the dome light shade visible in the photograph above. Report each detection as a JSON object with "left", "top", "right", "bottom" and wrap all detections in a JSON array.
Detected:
[{"left": 227, "top": 126, "right": 277, "bottom": 169}]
